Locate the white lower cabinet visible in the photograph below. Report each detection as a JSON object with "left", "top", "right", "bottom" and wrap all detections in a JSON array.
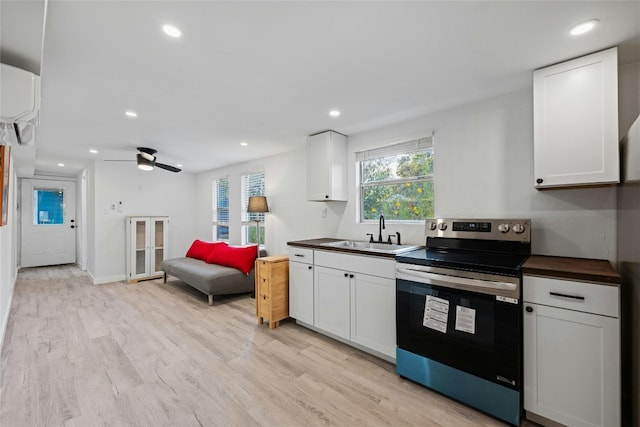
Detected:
[
  {"left": 314, "top": 266, "right": 351, "bottom": 339},
  {"left": 523, "top": 275, "right": 620, "bottom": 427},
  {"left": 350, "top": 273, "right": 395, "bottom": 357},
  {"left": 288, "top": 247, "right": 314, "bottom": 325},
  {"left": 313, "top": 250, "right": 396, "bottom": 359}
]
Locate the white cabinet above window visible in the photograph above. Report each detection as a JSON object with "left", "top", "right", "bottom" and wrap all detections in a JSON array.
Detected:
[
  {"left": 533, "top": 47, "right": 619, "bottom": 189},
  {"left": 307, "top": 130, "right": 347, "bottom": 201}
]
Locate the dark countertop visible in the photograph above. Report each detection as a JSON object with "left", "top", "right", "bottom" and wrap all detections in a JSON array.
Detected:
[
  {"left": 287, "top": 238, "right": 404, "bottom": 259},
  {"left": 522, "top": 255, "right": 621, "bottom": 286}
]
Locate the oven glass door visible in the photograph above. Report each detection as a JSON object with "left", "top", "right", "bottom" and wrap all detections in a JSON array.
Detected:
[{"left": 396, "top": 278, "right": 521, "bottom": 390}]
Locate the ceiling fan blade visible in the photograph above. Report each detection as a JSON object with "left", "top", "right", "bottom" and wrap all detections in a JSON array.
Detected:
[
  {"left": 155, "top": 162, "right": 182, "bottom": 173},
  {"left": 104, "top": 159, "right": 135, "bottom": 162}
]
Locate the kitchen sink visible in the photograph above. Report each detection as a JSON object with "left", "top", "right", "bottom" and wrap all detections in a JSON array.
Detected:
[{"left": 320, "top": 240, "right": 422, "bottom": 254}]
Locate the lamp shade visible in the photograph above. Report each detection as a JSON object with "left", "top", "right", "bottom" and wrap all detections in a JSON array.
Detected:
[{"left": 247, "top": 196, "right": 269, "bottom": 213}]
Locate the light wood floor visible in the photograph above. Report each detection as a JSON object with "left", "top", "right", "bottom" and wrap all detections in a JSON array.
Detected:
[{"left": 1, "top": 265, "right": 534, "bottom": 426}]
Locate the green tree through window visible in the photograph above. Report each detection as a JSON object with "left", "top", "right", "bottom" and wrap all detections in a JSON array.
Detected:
[{"left": 359, "top": 139, "right": 434, "bottom": 222}]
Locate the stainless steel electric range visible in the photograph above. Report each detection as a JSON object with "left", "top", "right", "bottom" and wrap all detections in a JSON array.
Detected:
[{"left": 395, "top": 218, "right": 531, "bottom": 426}]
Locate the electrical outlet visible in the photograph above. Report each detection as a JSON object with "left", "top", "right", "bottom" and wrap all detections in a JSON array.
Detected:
[{"left": 321, "top": 207, "right": 327, "bottom": 218}]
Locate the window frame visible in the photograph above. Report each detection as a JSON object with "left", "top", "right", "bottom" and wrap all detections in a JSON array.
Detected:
[
  {"left": 356, "top": 135, "right": 435, "bottom": 224},
  {"left": 212, "top": 176, "right": 230, "bottom": 242}
]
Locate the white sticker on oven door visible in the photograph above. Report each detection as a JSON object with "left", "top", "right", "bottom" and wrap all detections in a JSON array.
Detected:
[
  {"left": 423, "top": 296, "right": 449, "bottom": 333},
  {"left": 455, "top": 306, "right": 476, "bottom": 334},
  {"left": 496, "top": 295, "right": 519, "bottom": 304}
]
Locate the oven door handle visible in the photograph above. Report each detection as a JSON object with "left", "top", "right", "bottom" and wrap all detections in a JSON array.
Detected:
[{"left": 396, "top": 266, "right": 518, "bottom": 292}]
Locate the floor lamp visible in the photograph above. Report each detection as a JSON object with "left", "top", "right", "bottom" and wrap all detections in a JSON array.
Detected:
[{"left": 247, "top": 196, "right": 269, "bottom": 257}]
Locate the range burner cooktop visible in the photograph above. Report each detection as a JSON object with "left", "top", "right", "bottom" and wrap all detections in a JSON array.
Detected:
[
  {"left": 396, "top": 247, "right": 529, "bottom": 277},
  {"left": 396, "top": 218, "right": 532, "bottom": 277}
]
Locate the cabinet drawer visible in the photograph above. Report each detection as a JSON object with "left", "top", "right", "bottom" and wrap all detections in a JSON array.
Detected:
[
  {"left": 258, "top": 294, "right": 270, "bottom": 317},
  {"left": 257, "top": 262, "right": 271, "bottom": 280},
  {"left": 288, "top": 247, "right": 314, "bottom": 264},
  {"left": 315, "top": 250, "right": 395, "bottom": 279},
  {"left": 523, "top": 275, "right": 619, "bottom": 317}
]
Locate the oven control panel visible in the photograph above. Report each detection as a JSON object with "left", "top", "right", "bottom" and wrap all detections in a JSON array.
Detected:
[
  {"left": 452, "top": 221, "right": 492, "bottom": 232},
  {"left": 425, "top": 218, "right": 531, "bottom": 242}
]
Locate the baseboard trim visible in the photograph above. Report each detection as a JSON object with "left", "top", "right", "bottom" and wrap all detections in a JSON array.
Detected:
[
  {"left": 91, "top": 274, "right": 127, "bottom": 285},
  {"left": 525, "top": 411, "right": 567, "bottom": 427},
  {"left": 0, "top": 272, "right": 17, "bottom": 356}
]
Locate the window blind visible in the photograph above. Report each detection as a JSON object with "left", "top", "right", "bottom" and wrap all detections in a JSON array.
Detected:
[
  {"left": 355, "top": 134, "right": 434, "bottom": 161},
  {"left": 241, "top": 171, "right": 265, "bottom": 222},
  {"left": 213, "top": 177, "right": 229, "bottom": 223}
]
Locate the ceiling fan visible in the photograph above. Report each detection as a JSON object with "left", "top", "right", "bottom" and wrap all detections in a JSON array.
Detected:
[{"left": 106, "top": 147, "right": 182, "bottom": 173}]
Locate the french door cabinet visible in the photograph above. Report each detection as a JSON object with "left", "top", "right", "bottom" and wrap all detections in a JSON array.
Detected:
[{"left": 125, "top": 216, "right": 169, "bottom": 282}]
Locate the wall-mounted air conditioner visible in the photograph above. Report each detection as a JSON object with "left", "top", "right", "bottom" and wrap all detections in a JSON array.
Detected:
[{"left": 0, "top": 63, "right": 41, "bottom": 146}]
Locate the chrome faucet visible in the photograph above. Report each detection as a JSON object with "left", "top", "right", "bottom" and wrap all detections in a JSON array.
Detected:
[{"left": 378, "top": 215, "right": 385, "bottom": 243}]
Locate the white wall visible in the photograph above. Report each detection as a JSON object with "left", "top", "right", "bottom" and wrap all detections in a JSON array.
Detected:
[
  {"left": 0, "top": 152, "right": 18, "bottom": 352},
  {"left": 195, "top": 150, "right": 344, "bottom": 256},
  {"left": 616, "top": 59, "right": 640, "bottom": 427},
  {"left": 89, "top": 161, "right": 198, "bottom": 283},
  {"left": 194, "top": 89, "right": 618, "bottom": 263},
  {"left": 619, "top": 61, "right": 640, "bottom": 137},
  {"left": 336, "top": 89, "right": 617, "bottom": 261}
]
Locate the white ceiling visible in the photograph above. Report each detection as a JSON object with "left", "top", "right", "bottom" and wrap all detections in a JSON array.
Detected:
[{"left": 2, "top": 1, "right": 639, "bottom": 175}]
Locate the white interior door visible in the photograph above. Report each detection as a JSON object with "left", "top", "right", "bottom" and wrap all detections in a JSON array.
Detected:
[{"left": 20, "top": 179, "right": 76, "bottom": 267}]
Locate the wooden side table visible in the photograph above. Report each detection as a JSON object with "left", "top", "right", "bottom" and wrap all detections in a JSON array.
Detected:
[{"left": 255, "top": 255, "right": 289, "bottom": 329}]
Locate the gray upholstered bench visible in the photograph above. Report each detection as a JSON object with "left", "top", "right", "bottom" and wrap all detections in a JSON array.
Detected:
[{"left": 160, "top": 249, "right": 266, "bottom": 305}]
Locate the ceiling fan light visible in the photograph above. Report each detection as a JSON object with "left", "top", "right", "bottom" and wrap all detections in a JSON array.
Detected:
[
  {"left": 137, "top": 153, "right": 154, "bottom": 171},
  {"left": 140, "top": 151, "right": 155, "bottom": 161}
]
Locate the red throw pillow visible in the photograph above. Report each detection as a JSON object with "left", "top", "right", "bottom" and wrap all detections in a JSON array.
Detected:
[
  {"left": 185, "top": 240, "right": 226, "bottom": 261},
  {"left": 205, "top": 244, "right": 258, "bottom": 274}
]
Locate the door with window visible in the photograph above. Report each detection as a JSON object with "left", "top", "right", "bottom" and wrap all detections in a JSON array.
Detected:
[{"left": 21, "top": 179, "right": 76, "bottom": 267}]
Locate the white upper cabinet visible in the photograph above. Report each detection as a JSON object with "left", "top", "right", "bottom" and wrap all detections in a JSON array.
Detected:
[
  {"left": 307, "top": 130, "right": 347, "bottom": 201},
  {"left": 533, "top": 47, "right": 619, "bottom": 189}
]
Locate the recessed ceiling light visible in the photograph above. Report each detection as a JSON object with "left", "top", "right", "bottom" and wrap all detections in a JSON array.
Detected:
[
  {"left": 163, "top": 24, "right": 182, "bottom": 38},
  {"left": 89, "top": 149, "right": 98, "bottom": 154},
  {"left": 125, "top": 111, "right": 137, "bottom": 118},
  {"left": 240, "top": 141, "right": 248, "bottom": 146},
  {"left": 570, "top": 19, "right": 599, "bottom": 36},
  {"left": 57, "top": 163, "right": 65, "bottom": 167},
  {"left": 329, "top": 110, "right": 341, "bottom": 117}
]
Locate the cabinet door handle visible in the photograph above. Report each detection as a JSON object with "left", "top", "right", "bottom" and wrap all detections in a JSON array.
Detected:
[
  {"left": 344, "top": 273, "right": 348, "bottom": 278},
  {"left": 349, "top": 274, "right": 354, "bottom": 278},
  {"left": 549, "top": 291, "right": 585, "bottom": 301},
  {"left": 308, "top": 266, "right": 312, "bottom": 270},
  {"left": 294, "top": 254, "right": 305, "bottom": 258},
  {"left": 525, "top": 306, "right": 533, "bottom": 313},
  {"left": 536, "top": 178, "right": 544, "bottom": 184}
]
